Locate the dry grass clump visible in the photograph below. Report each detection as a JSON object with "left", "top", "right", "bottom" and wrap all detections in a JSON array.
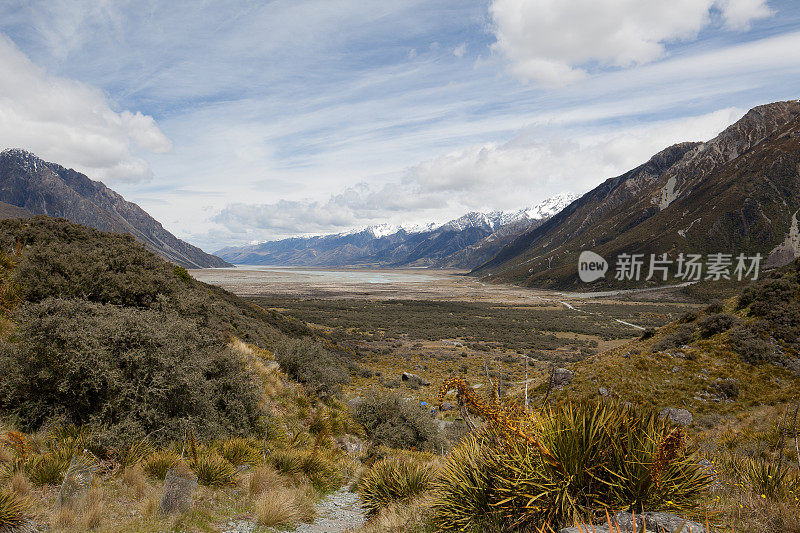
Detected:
[
  {"left": 248, "top": 465, "right": 283, "bottom": 498},
  {"left": 8, "top": 472, "right": 30, "bottom": 496},
  {"left": 82, "top": 486, "right": 104, "bottom": 530},
  {"left": 122, "top": 465, "right": 148, "bottom": 499},
  {"left": 356, "top": 498, "right": 430, "bottom": 533},
  {"left": 253, "top": 485, "right": 316, "bottom": 528}
]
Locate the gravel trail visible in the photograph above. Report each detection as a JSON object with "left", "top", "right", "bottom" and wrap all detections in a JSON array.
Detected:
[{"left": 293, "top": 488, "right": 367, "bottom": 532}]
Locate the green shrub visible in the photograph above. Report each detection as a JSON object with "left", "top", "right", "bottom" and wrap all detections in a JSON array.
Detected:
[
  {"left": 271, "top": 450, "right": 304, "bottom": 475},
  {"left": 651, "top": 324, "right": 696, "bottom": 352},
  {"left": 0, "top": 298, "right": 265, "bottom": 443},
  {"left": 274, "top": 338, "right": 349, "bottom": 397},
  {"left": 728, "top": 322, "right": 775, "bottom": 364},
  {"left": 358, "top": 457, "right": 434, "bottom": 515},
  {"left": 352, "top": 392, "right": 443, "bottom": 452},
  {"left": 698, "top": 313, "right": 739, "bottom": 338}
]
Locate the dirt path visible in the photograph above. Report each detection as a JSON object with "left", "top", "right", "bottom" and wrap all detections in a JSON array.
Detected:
[{"left": 293, "top": 487, "right": 366, "bottom": 532}]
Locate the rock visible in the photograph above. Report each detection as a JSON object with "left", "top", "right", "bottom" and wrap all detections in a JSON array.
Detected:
[
  {"left": 660, "top": 407, "right": 693, "bottom": 426},
  {"left": 671, "top": 366, "right": 679, "bottom": 373},
  {"left": 346, "top": 397, "right": 363, "bottom": 411},
  {"left": 551, "top": 368, "right": 574, "bottom": 387},
  {"left": 401, "top": 372, "right": 430, "bottom": 386},
  {"left": 440, "top": 402, "right": 455, "bottom": 411},
  {"left": 598, "top": 387, "right": 609, "bottom": 397},
  {"left": 611, "top": 511, "right": 706, "bottom": 533},
  {"left": 561, "top": 511, "right": 706, "bottom": 533}
]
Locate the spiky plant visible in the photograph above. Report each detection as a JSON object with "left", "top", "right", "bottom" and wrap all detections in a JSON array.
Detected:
[
  {"left": 271, "top": 449, "right": 304, "bottom": 475},
  {"left": 358, "top": 457, "right": 434, "bottom": 516},
  {"left": 191, "top": 453, "right": 237, "bottom": 486},
  {"left": 216, "top": 437, "right": 261, "bottom": 467},
  {"left": 0, "top": 490, "right": 28, "bottom": 532},
  {"left": 742, "top": 456, "right": 790, "bottom": 500},
  {"left": 430, "top": 433, "right": 498, "bottom": 532},
  {"left": 142, "top": 450, "right": 182, "bottom": 480},
  {"left": 26, "top": 453, "right": 69, "bottom": 486},
  {"left": 115, "top": 439, "right": 155, "bottom": 469}
]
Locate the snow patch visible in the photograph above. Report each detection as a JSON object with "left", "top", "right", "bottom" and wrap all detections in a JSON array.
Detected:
[{"left": 659, "top": 176, "right": 678, "bottom": 210}]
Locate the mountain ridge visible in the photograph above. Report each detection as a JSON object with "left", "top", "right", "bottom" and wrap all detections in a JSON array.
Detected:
[
  {"left": 0, "top": 148, "right": 230, "bottom": 268},
  {"left": 215, "top": 193, "right": 578, "bottom": 269},
  {"left": 471, "top": 100, "right": 800, "bottom": 289}
]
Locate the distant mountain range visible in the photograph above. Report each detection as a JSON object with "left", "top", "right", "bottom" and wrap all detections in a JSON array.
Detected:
[
  {"left": 215, "top": 193, "right": 578, "bottom": 269},
  {"left": 0, "top": 149, "right": 229, "bottom": 268},
  {"left": 472, "top": 100, "right": 800, "bottom": 289}
]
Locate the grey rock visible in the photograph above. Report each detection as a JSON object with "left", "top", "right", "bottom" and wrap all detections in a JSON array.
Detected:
[
  {"left": 561, "top": 511, "right": 706, "bottom": 533},
  {"left": 660, "top": 407, "right": 693, "bottom": 426},
  {"left": 401, "top": 372, "right": 430, "bottom": 386},
  {"left": 552, "top": 368, "right": 574, "bottom": 387},
  {"left": 611, "top": 511, "right": 706, "bottom": 532},
  {"left": 440, "top": 401, "right": 455, "bottom": 411},
  {"left": 598, "top": 386, "right": 609, "bottom": 397},
  {"left": 346, "top": 397, "right": 363, "bottom": 410}
]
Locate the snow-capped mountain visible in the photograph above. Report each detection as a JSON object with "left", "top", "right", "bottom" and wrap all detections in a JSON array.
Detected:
[{"left": 215, "top": 193, "right": 578, "bottom": 269}]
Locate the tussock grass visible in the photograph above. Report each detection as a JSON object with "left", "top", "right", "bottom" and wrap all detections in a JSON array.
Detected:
[
  {"left": 122, "top": 465, "right": 148, "bottom": 499},
  {"left": 359, "top": 457, "right": 434, "bottom": 516},
  {"left": 142, "top": 450, "right": 182, "bottom": 480},
  {"left": 191, "top": 453, "right": 237, "bottom": 486},
  {"left": 247, "top": 465, "right": 283, "bottom": 498},
  {"left": 216, "top": 437, "right": 261, "bottom": 467},
  {"left": 8, "top": 472, "right": 30, "bottom": 496},
  {"left": 253, "top": 486, "right": 315, "bottom": 528}
]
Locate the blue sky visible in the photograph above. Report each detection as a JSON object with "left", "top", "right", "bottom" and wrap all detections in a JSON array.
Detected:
[{"left": 1, "top": 0, "right": 799, "bottom": 251}]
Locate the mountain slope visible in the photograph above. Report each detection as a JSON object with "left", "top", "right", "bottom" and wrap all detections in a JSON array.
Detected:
[
  {"left": 215, "top": 193, "right": 578, "bottom": 268},
  {"left": 472, "top": 100, "right": 800, "bottom": 289},
  {"left": 0, "top": 148, "right": 229, "bottom": 268},
  {"left": 0, "top": 200, "right": 31, "bottom": 221}
]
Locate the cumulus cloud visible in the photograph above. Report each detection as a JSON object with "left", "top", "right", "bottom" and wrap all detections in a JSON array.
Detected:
[
  {"left": 212, "top": 108, "right": 744, "bottom": 241},
  {"left": 489, "top": 0, "right": 774, "bottom": 86},
  {"left": 0, "top": 34, "right": 171, "bottom": 182}
]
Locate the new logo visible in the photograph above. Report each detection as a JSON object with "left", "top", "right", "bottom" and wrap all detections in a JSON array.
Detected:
[{"left": 578, "top": 251, "right": 608, "bottom": 282}]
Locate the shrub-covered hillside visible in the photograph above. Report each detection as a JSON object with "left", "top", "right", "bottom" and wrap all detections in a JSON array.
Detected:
[{"left": 0, "top": 216, "right": 352, "bottom": 444}]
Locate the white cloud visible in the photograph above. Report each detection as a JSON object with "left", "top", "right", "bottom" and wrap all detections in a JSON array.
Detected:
[
  {"left": 489, "top": 0, "right": 774, "bottom": 86},
  {"left": 0, "top": 34, "right": 171, "bottom": 182},
  {"left": 211, "top": 108, "right": 744, "bottom": 242},
  {"left": 717, "top": 0, "right": 774, "bottom": 29},
  {"left": 453, "top": 42, "right": 467, "bottom": 58}
]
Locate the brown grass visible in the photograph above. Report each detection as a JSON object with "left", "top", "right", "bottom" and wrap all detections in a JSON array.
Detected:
[
  {"left": 247, "top": 465, "right": 283, "bottom": 498},
  {"left": 356, "top": 498, "right": 429, "bottom": 533},
  {"left": 8, "top": 472, "right": 30, "bottom": 496},
  {"left": 253, "top": 485, "right": 316, "bottom": 528},
  {"left": 122, "top": 465, "right": 148, "bottom": 499},
  {"left": 0, "top": 446, "right": 11, "bottom": 464}
]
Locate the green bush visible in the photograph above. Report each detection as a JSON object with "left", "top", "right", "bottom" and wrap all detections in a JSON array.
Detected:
[
  {"left": 651, "top": 324, "right": 696, "bottom": 352},
  {"left": 352, "top": 392, "right": 443, "bottom": 452},
  {"left": 358, "top": 457, "right": 434, "bottom": 515},
  {"left": 697, "top": 313, "right": 739, "bottom": 338},
  {"left": 0, "top": 298, "right": 265, "bottom": 443},
  {"left": 274, "top": 338, "right": 349, "bottom": 397},
  {"left": 728, "top": 322, "right": 775, "bottom": 364}
]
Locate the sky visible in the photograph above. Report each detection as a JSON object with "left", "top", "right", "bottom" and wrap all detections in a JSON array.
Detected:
[{"left": 1, "top": 0, "right": 799, "bottom": 252}]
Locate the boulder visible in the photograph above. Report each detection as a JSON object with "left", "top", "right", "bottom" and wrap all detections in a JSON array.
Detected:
[
  {"left": 598, "top": 386, "right": 609, "bottom": 397},
  {"left": 551, "top": 368, "right": 574, "bottom": 387},
  {"left": 660, "top": 407, "right": 693, "bottom": 426},
  {"left": 440, "top": 402, "right": 455, "bottom": 412},
  {"left": 401, "top": 372, "right": 430, "bottom": 386}
]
